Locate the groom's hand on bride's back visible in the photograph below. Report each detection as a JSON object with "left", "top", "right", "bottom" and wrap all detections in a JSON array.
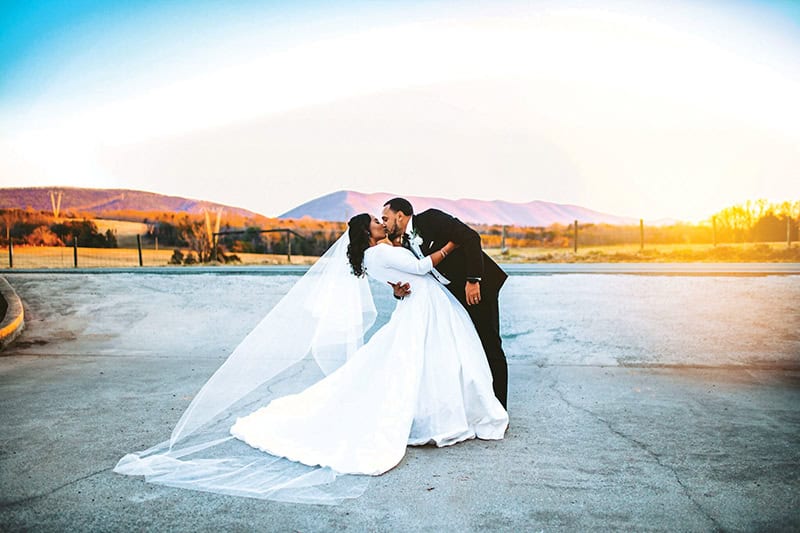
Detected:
[{"left": 389, "top": 281, "right": 411, "bottom": 300}]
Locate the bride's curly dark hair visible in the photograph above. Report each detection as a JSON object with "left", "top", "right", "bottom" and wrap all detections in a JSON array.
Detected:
[{"left": 347, "top": 213, "right": 372, "bottom": 277}]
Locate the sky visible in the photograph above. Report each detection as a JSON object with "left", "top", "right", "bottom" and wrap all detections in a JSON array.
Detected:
[{"left": 1, "top": 0, "right": 798, "bottom": 222}]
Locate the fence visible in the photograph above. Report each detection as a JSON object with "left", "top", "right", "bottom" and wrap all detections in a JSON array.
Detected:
[
  {"left": 483, "top": 217, "right": 798, "bottom": 249},
  {"left": 0, "top": 235, "right": 316, "bottom": 269},
  {"left": 2, "top": 218, "right": 797, "bottom": 269}
]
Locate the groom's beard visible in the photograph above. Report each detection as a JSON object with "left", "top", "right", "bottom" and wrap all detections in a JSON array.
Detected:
[{"left": 386, "top": 227, "right": 401, "bottom": 240}]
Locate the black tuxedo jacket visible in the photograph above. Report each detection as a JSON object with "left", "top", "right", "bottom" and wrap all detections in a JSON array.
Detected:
[{"left": 412, "top": 209, "right": 507, "bottom": 294}]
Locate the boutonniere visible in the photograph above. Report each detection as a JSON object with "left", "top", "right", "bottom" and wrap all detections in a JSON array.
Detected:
[{"left": 410, "top": 231, "right": 423, "bottom": 247}]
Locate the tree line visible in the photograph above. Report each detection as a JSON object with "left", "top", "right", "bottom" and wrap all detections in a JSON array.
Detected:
[
  {"left": 2, "top": 199, "right": 797, "bottom": 262},
  {"left": 474, "top": 199, "right": 799, "bottom": 248},
  {"left": 141, "top": 214, "right": 345, "bottom": 263},
  {"left": 0, "top": 209, "right": 117, "bottom": 247}
]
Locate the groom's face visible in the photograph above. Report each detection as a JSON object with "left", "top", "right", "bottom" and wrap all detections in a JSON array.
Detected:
[{"left": 381, "top": 206, "right": 406, "bottom": 240}]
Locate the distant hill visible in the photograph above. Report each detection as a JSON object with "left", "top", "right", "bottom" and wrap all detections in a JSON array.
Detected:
[
  {"left": 0, "top": 187, "right": 261, "bottom": 219},
  {"left": 1, "top": 186, "right": 674, "bottom": 227},
  {"left": 280, "top": 190, "right": 648, "bottom": 226}
]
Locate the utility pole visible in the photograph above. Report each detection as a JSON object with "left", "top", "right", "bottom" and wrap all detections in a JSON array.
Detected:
[
  {"left": 50, "top": 190, "right": 62, "bottom": 219},
  {"left": 214, "top": 208, "right": 223, "bottom": 236},
  {"left": 640, "top": 219, "right": 644, "bottom": 251},
  {"left": 204, "top": 207, "right": 224, "bottom": 262},
  {"left": 573, "top": 220, "right": 578, "bottom": 253},
  {"left": 712, "top": 216, "right": 717, "bottom": 247}
]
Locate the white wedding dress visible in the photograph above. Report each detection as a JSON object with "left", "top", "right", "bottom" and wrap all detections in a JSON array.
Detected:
[
  {"left": 115, "top": 235, "right": 506, "bottom": 504},
  {"left": 229, "top": 243, "right": 508, "bottom": 475}
]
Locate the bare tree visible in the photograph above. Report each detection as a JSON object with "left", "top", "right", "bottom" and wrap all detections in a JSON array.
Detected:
[
  {"left": 1, "top": 210, "right": 15, "bottom": 245},
  {"left": 180, "top": 220, "right": 213, "bottom": 263}
]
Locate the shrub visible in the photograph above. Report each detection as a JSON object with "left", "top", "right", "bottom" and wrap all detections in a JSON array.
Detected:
[
  {"left": 25, "top": 226, "right": 63, "bottom": 246},
  {"left": 169, "top": 249, "right": 184, "bottom": 265}
]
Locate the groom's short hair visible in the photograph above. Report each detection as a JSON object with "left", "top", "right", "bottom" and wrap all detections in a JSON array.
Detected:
[{"left": 384, "top": 197, "right": 414, "bottom": 216}]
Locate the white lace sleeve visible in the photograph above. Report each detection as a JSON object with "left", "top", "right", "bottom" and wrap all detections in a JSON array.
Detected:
[{"left": 375, "top": 244, "right": 433, "bottom": 275}]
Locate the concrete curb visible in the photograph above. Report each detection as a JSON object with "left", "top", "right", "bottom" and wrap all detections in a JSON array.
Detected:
[
  {"left": 2, "top": 262, "right": 799, "bottom": 275},
  {"left": 0, "top": 276, "right": 24, "bottom": 350}
]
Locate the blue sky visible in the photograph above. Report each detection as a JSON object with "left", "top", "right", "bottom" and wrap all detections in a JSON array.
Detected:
[
  {"left": 0, "top": 0, "right": 452, "bottom": 102},
  {"left": 2, "top": 1, "right": 305, "bottom": 101},
  {"left": 1, "top": 0, "right": 799, "bottom": 220}
]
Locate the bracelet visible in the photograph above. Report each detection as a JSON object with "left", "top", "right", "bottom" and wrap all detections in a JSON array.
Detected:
[{"left": 440, "top": 249, "right": 447, "bottom": 258}]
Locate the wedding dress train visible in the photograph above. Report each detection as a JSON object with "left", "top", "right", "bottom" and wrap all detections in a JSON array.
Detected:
[{"left": 114, "top": 236, "right": 506, "bottom": 503}]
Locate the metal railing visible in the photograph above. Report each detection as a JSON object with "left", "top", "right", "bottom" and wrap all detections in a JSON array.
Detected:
[{"left": 2, "top": 219, "right": 797, "bottom": 269}]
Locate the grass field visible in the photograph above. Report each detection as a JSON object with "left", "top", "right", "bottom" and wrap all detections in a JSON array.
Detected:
[
  {"left": 1, "top": 241, "right": 798, "bottom": 269},
  {"left": 91, "top": 219, "right": 149, "bottom": 248}
]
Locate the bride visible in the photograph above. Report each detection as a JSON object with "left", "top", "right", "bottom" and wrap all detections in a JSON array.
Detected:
[{"left": 114, "top": 213, "right": 507, "bottom": 504}]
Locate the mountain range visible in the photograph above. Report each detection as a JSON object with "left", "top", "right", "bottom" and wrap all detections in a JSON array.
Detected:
[
  {"left": 280, "top": 191, "right": 656, "bottom": 226},
  {"left": 0, "top": 187, "right": 261, "bottom": 219},
  {"left": 1, "top": 187, "right": 669, "bottom": 226}
]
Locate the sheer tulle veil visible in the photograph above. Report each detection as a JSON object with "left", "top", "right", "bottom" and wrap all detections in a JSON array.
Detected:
[{"left": 114, "top": 232, "right": 377, "bottom": 504}]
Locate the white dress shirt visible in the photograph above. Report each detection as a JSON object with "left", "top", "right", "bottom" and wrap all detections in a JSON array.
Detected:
[{"left": 404, "top": 216, "right": 450, "bottom": 285}]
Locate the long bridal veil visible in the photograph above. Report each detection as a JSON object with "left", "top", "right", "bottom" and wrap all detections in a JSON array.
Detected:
[{"left": 114, "top": 233, "right": 377, "bottom": 504}]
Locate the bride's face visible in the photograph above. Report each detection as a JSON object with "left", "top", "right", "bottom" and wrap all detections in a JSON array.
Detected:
[{"left": 369, "top": 217, "right": 388, "bottom": 242}]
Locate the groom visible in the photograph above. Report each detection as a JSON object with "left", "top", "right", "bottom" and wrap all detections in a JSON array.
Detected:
[{"left": 381, "top": 198, "right": 509, "bottom": 409}]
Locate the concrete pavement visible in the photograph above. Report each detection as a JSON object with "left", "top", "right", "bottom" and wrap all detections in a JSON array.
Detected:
[{"left": 1, "top": 272, "right": 798, "bottom": 531}]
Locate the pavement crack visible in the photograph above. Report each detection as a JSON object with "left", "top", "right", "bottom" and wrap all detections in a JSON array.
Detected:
[
  {"left": 0, "top": 466, "right": 115, "bottom": 508},
  {"left": 547, "top": 379, "right": 726, "bottom": 533}
]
